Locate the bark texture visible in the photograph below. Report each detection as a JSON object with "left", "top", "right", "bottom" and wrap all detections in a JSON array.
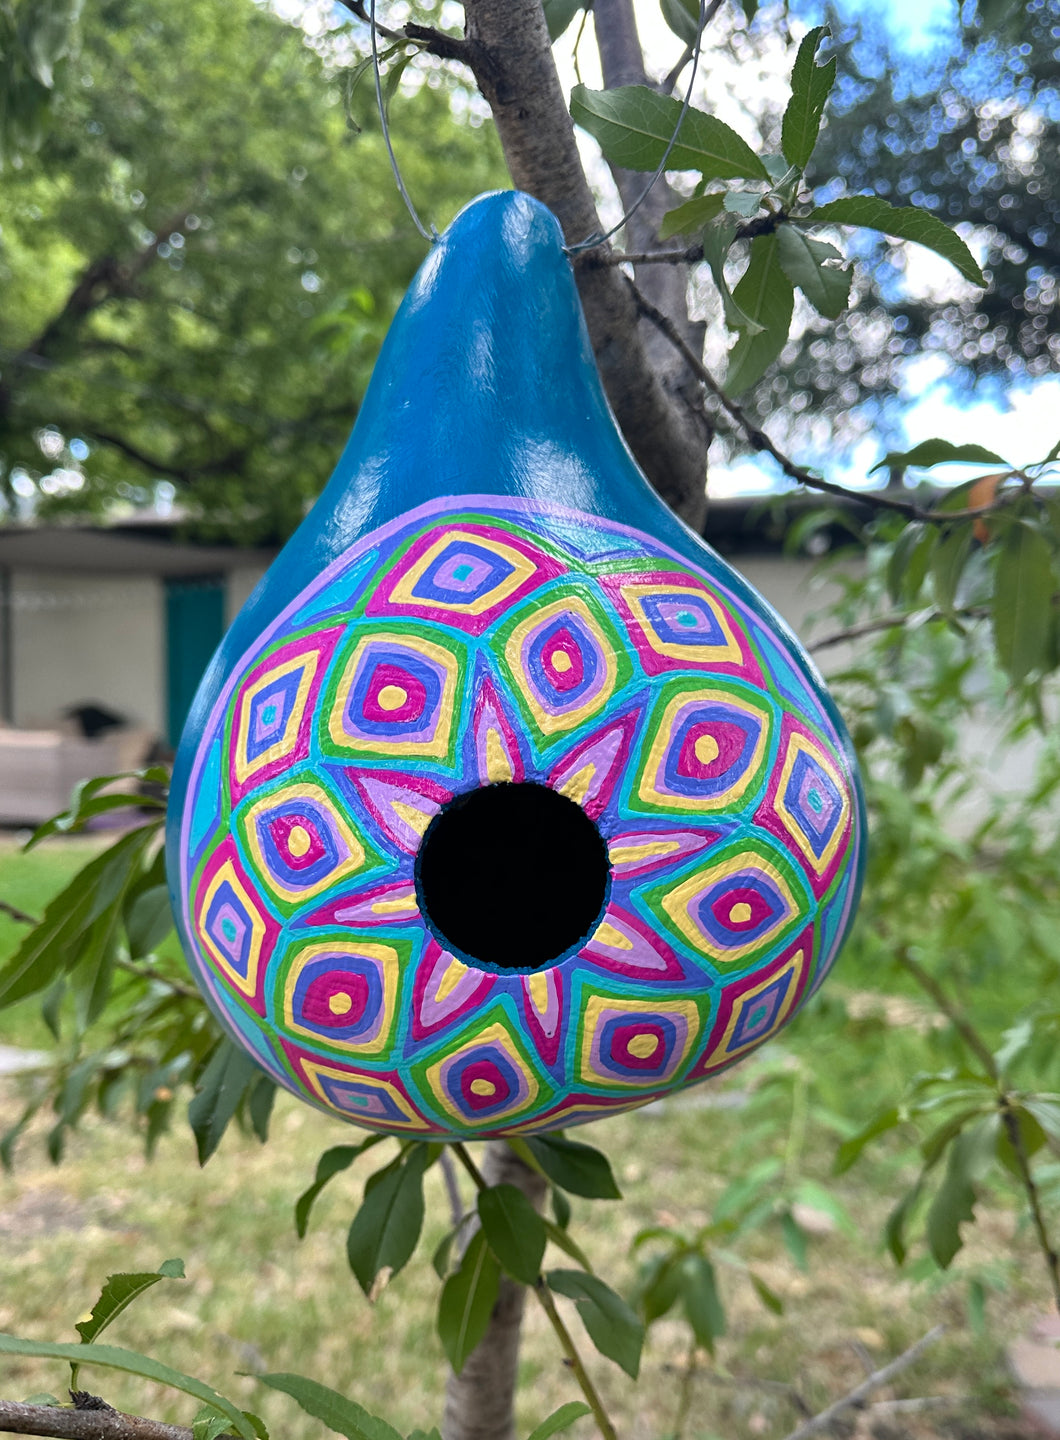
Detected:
[
  {"left": 460, "top": 0, "right": 709, "bottom": 529},
  {"left": 593, "top": 0, "right": 711, "bottom": 433},
  {"left": 440, "top": 1144, "right": 547, "bottom": 1440}
]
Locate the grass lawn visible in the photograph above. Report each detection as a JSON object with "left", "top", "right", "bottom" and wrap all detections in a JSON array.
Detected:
[{"left": 0, "top": 839, "right": 1052, "bottom": 1440}]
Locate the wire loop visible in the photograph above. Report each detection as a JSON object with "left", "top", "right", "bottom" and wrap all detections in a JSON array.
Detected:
[
  {"left": 565, "top": 0, "right": 709, "bottom": 258},
  {"left": 370, "top": 0, "right": 436, "bottom": 244}
]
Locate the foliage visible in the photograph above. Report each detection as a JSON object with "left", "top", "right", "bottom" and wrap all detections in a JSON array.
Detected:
[
  {"left": 0, "top": 0, "right": 503, "bottom": 541},
  {"left": 572, "top": 26, "right": 984, "bottom": 395},
  {"left": 753, "top": 0, "right": 1060, "bottom": 436}
]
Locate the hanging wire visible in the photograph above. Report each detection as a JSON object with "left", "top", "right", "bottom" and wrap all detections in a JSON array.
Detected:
[
  {"left": 565, "top": 0, "right": 709, "bottom": 257},
  {"left": 369, "top": 0, "right": 436, "bottom": 244}
]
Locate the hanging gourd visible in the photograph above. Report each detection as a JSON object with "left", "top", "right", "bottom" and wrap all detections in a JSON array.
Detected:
[{"left": 166, "top": 191, "right": 865, "bottom": 1141}]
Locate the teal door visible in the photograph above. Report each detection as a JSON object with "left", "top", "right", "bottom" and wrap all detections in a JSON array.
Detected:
[{"left": 166, "top": 576, "right": 226, "bottom": 748}]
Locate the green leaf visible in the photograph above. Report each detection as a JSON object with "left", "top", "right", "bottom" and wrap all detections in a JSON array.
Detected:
[
  {"left": 748, "top": 1271, "right": 784, "bottom": 1315},
  {"left": 523, "top": 1135, "right": 621, "bottom": 1199},
  {"left": 0, "top": 826, "right": 157, "bottom": 1009},
  {"left": 702, "top": 215, "right": 761, "bottom": 333},
  {"left": 75, "top": 1260, "right": 185, "bottom": 1344},
  {"left": 192, "top": 1408, "right": 233, "bottom": 1440},
  {"left": 248, "top": 1076, "right": 276, "bottom": 1143},
  {"left": 550, "top": 1186, "right": 572, "bottom": 1231},
  {"left": 255, "top": 1373, "right": 402, "bottom": 1440},
  {"left": 659, "top": 192, "right": 726, "bottom": 239},
  {"left": 779, "top": 1211, "right": 808, "bottom": 1271},
  {"left": 870, "top": 439, "right": 1009, "bottom": 473},
  {"left": 546, "top": 1270, "right": 644, "bottom": 1379},
  {"left": 660, "top": 0, "right": 701, "bottom": 45},
  {"left": 526, "top": 1402, "right": 591, "bottom": 1440},
  {"left": 296, "top": 1139, "right": 385, "bottom": 1238},
  {"left": 994, "top": 520, "right": 1053, "bottom": 684},
  {"left": 932, "top": 525, "right": 974, "bottom": 615},
  {"left": 926, "top": 1116, "right": 998, "bottom": 1268},
  {"left": 776, "top": 226, "right": 851, "bottom": 318},
  {"left": 543, "top": 1218, "right": 594, "bottom": 1273},
  {"left": 723, "top": 188, "right": 765, "bottom": 217},
  {"left": 638, "top": 1254, "right": 683, "bottom": 1324},
  {"left": 478, "top": 1184, "right": 547, "bottom": 1286},
  {"left": 26, "top": 772, "right": 166, "bottom": 848},
  {"left": 0, "top": 1335, "right": 255, "bottom": 1439},
  {"left": 125, "top": 885, "right": 174, "bottom": 958},
  {"left": 347, "top": 1146, "right": 431, "bottom": 1295},
  {"left": 541, "top": 0, "right": 585, "bottom": 41},
  {"left": 678, "top": 1253, "right": 726, "bottom": 1353},
  {"left": 188, "top": 1040, "right": 262, "bottom": 1165},
  {"left": 809, "top": 195, "right": 986, "bottom": 287},
  {"left": 888, "top": 523, "right": 937, "bottom": 606},
  {"left": 724, "top": 233, "right": 795, "bottom": 394},
  {"left": 781, "top": 27, "right": 836, "bottom": 170},
  {"left": 885, "top": 1180, "right": 923, "bottom": 1265},
  {"left": 437, "top": 1230, "right": 501, "bottom": 1374},
  {"left": 570, "top": 84, "right": 770, "bottom": 180}
]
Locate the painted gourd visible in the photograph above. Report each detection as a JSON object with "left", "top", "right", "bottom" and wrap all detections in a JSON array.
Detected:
[{"left": 166, "top": 190, "right": 865, "bottom": 1141}]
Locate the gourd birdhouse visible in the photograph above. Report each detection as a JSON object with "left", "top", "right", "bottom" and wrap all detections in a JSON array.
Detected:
[{"left": 166, "top": 191, "right": 865, "bottom": 1140}]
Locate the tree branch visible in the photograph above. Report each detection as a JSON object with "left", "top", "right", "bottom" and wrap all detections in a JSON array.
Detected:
[
  {"left": 458, "top": 0, "right": 710, "bottom": 528},
  {"left": 0, "top": 897, "right": 39, "bottom": 926},
  {"left": 630, "top": 280, "right": 1023, "bottom": 524},
  {"left": 335, "top": 1, "right": 475, "bottom": 65},
  {"left": 808, "top": 605, "right": 992, "bottom": 653},
  {"left": 777, "top": 1328, "right": 944, "bottom": 1440},
  {"left": 0, "top": 1398, "right": 202, "bottom": 1440}
]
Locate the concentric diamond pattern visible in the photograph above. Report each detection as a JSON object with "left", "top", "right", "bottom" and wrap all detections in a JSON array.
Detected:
[{"left": 175, "top": 500, "right": 864, "bottom": 1139}]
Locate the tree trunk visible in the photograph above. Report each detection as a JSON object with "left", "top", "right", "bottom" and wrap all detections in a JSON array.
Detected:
[
  {"left": 441, "top": 1143, "right": 548, "bottom": 1440},
  {"left": 592, "top": 0, "right": 711, "bottom": 439},
  {"left": 460, "top": 0, "right": 709, "bottom": 530}
]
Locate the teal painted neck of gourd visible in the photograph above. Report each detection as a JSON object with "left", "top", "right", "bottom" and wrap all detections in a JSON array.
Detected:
[{"left": 225, "top": 190, "right": 696, "bottom": 659}]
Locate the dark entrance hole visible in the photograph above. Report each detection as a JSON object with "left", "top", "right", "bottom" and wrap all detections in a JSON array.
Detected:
[{"left": 415, "top": 782, "right": 611, "bottom": 972}]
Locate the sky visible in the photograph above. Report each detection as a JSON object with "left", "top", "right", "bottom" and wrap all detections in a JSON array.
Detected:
[{"left": 554, "top": 0, "right": 1060, "bottom": 499}]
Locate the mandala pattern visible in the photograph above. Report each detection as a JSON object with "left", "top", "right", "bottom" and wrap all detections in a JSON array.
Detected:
[{"left": 174, "top": 498, "right": 865, "bottom": 1139}]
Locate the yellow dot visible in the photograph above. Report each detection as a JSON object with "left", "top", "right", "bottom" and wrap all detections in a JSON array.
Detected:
[
  {"left": 328, "top": 992, "right": 353, "bottom": 1016},
  {"left": 627, "top": 1033, "right": 659, "bottom": 1060},
  {"left": 377, "top": 684, "right": 408, "bottom": 711},
  {"left": 287, "top": 824, "right": 311, "bottom": 858},
  {"left": 694, "top": 733, "right": 720, "bottom": 765},
  {"left": 729, "top": 902, "right": 753, "bottom": 924},
  {"left": 550, "top": 649, "right": 573, "bottom": 673},
  {"left": 470, "top": 1078, "right": 496, "bottom": 1097}
]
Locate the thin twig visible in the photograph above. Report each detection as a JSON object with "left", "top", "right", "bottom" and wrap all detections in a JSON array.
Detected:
[
  {"left": 896, "top": 950, "right": 997, "bottom": 1078},
  {"left": 451, "top": 1145, "right": 620, "bottom": 1440},
  {"left": 336, "top": 0, "right": 473, "bottom": 63},
  {"left": 535, "top": 1279, "right": 619, "bottom": 1440},
  {"left": 0, "top": 1399, "right": 203, "bottom": 1440},
  {"left": 451, "top": 1142, "right": 488, "bottom": 1193},
  {"left": 629, "top": 281, "right": 1020, "bottom": 526},
  {"left": 0, "top": 898, "right": 40, "bottom": 927},
  {"left": 114, "top": 958, "right": 199, "bottom": 1000},
  {"left": 808, "top": 606, "right": 990, "bottom": 653},
  {"left": 671, "top": 1336, "right": 699, "bottom": 1440},
  {"left": 1000, "top": 1094, "right": 1060, "bottom": 1315},
  {"left": 777, "top": 1327, "right": 944, "bottom": 1440},
  {"left": 895, "top": 949, "right": 1060, "bottom": 1312},
  {"left": 660, "top": 0, "right": 726, "bottom": 91}
]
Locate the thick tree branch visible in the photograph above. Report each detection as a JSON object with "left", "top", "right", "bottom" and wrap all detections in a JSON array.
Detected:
[
  {"left": 441, "top": 1144, "right": 547, "bottom": 1440},
  {"left": 778, "top": 1328, "right": 944, "bottom": 1440},
  {"left": 592, "top": 0, "right": 712, "bottom": 501},
  {"left": 0, "top": 1399, "right": 200, "bottom": 1440},
  {"left": 458, "top": 0, "right": 709, "bottom": 528}
]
